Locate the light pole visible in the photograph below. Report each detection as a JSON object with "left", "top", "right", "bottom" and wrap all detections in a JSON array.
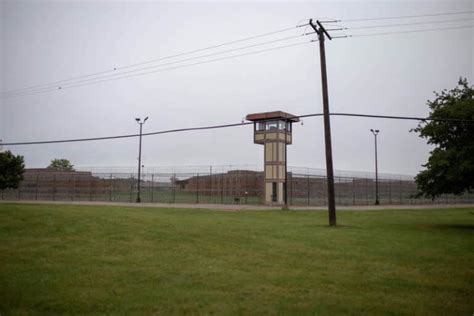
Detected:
[
  {"left": 370, "top": 129, "right": 380, "bottom": 205},
  {"left": 135, "top": 117, "right": 148, "bottom": 203}
]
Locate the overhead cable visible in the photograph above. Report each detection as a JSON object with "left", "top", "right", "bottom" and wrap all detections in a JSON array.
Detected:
[
  {"left": 4, "top": 33, "right": 315, "bottom": 98},
  {"left": 347, "top": 24, "right": 474, "bottom": 38},
  {"left": 345, "top": 17, "right": 474, "bottom": 30},
  {"left": 1, "top": 25, "right": 303, "bottom": 96},
  {"left": 5, "top": 41, "right": 314, "bottom": 98},
  {"left": 3, "top": 112, "right": 473, "bottom": 146},
  {"left": 342, "top": 10, "right": 474, "bottom": 23}
]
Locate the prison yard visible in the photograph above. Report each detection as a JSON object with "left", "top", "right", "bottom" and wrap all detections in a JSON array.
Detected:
[{"left": 0, "top": 203, "right": 472, "bottom": 315}]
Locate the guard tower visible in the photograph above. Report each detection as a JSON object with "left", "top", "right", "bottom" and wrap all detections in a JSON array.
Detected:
[{"left": 246, "top": 111, "right": 299, "bottom": 205}]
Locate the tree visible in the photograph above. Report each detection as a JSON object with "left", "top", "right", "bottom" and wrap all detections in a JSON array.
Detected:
[
  {"left": 413, "top": 78, "right": 474, "bottom": 198},
  {"left": 0, "top": 151, "right": 25, "bottom": 190},
  {"left": 48, "top": 159, "right": 75, "bottom": 172}
]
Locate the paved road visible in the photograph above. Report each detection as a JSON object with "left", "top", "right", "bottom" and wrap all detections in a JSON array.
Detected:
[{"left": 1, "top": 200, "right": 473, "bottom": 211}]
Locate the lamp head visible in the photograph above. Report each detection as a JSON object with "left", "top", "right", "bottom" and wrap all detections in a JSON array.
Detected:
[
  {"left": 135, "top": 118, "right": 140, "bottom": 122},
  {"left": 144, "top": 117, "right": 149, "bottom": 122}
]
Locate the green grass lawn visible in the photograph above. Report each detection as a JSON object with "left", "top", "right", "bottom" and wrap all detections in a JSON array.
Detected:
[{"left": 0, "top": 204, "right": 473, "bottom": 315}]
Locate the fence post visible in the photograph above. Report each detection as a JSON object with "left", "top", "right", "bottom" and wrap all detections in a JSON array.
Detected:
[
  {"left": 365, "top": 179, "right": 368, "bottom": 205},
  {"left": 352, "top": 178, "right": 355, "bottom": 206},
  {"left": 389, "top": 181, "right": 392, "bottom": 204},
  {"left": 109, "top": 173, "right": 113, "bottom": 201},
  {"left": 221, "top": 172, "right": 224, "bottom": 204},
  {"left": 112, "top": 174, "right": 116, "bottom": 202},
  {"left": 53, "top": 174, "right": 56, "bottom": 201},
  {"left": 240, "top": 171, "right": 243, "bottom": 204},
  {"left": 290, "top": 172, "right": 293, "bottom": 205},
  {"left": 323, "top": 177, "right": 328, "bottom": 206},
  {"left": 399, "top": 179, "right": 402, "bottom": 204},
  {"left": 196, "top": 173, "right": 199, "bottom": 203},
  {"left": 35, "top": 174, "right": 39, "bottom": 200},
  {"left": 173, "top": 173, "right": 176, "bottom": 204},
  {"left": 151, "top": 174, "right": 154, "bottom": 203},
  {"left": 129, "top": 173, "right": 133, "bottom": 203},
  {"left": 68, "top": 173, "right": 74, "bottom": 201},
  {"left": 209, "top": 166, "right": 213, "bottom": 204},
  {"left": 307, "top": 175, "right": 310, "bottom": 205},
  {"left": 89, "top": 177, "right": 93, "bottom": 201},
  {"left": 71, "top": 174, "right": 75, "bottom": 201}
]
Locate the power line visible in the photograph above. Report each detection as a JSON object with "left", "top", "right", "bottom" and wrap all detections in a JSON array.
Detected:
[
  {"left": 1, "top": 25, "right": 304, "bottom": 97},
  {"left": 2, "top": 122, "right": 252, "bottom": 146},
  {"left": 1, "top": 11, "right": 474, "bottom": 95},
  {"left": 4, "top": 33, "right": 315, "bottom": 98},
  {"left": 329, "top": 113, "right": 474, "bottom": 122},
  {"left": 346, "top": 24, "right": 474, "bottom": 38},
  {"left": 3, "top": 112, "right": 473, "bottom": 146},
  {"left": 5, "top": 41, "right": 315, "bottom": 98},
  {"left": 342, "top": 10, "right": 474, "bottom": 22},
  {"left": 4, "top": 12, "right": 473, "bottom": 97},
  {"left": 345, "top": 17, "right": 474, "bottom": 30}
]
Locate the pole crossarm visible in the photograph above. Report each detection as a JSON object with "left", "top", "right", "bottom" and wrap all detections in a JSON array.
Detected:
[
  {"left": 309, "top": 19, "right": 321, "bottom": 36},
  {"left": 316, "top": 20, "right": 333, "bottom": 40},
  {"left": 309, "top": 19, "right": 333, "bottom": 40}
]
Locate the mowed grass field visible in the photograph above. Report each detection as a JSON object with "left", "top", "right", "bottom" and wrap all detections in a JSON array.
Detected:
[{"left": 0, "top": 203, "right": 473, "bottom": 315}]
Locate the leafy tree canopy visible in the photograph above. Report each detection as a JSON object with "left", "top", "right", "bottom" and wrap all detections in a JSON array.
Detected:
[
  {"left": 48, "top": 159, "right": 75, "bottom": 172},
  {"left": 413, "top": 78, "right": 474, "bottom": 198},
  {"left": 0, "top": 151, "right": 25, "bottom": 190}
]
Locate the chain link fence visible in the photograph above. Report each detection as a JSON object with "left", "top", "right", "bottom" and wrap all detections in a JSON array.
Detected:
[{"left": 1, "top": 166, "right": 473, "bottom": 206}]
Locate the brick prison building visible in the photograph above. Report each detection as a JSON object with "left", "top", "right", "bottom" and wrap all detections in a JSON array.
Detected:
[{"left": 2, "top": 168, "right": 130, "bottom": 201}]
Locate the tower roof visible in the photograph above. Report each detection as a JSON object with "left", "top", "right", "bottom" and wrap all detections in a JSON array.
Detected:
[{"left": 245, "top": 111, "right": 300, "bottom": 122}]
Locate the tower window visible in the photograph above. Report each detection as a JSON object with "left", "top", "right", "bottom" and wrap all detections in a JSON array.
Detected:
[{"left": 266, "top": 121, "right": 279, "bottom": 130}]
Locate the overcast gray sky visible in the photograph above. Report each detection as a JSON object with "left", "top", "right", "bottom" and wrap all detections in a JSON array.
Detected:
[{"left": 1, "top": 0, "right": 473, "bottom": 176}]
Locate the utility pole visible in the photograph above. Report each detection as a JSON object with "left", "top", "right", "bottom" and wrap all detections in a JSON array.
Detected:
[
  {"left": 370, "top": 129, "right": 380, "bottom": 205},
  {"left": 309, "top": 19, "right": 337, "bottom": 226},
  {"left": 135, "top": 116, "right": 148, "bottom": 203}
]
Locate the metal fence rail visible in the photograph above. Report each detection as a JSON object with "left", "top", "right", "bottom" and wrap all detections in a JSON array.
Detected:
[{"left": 2, "top": 167, "right": 473, "bottom": 206}]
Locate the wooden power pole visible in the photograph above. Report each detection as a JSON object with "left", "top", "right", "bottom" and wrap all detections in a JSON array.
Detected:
[{"left": 309, "top": 19, "right": 337, "bottom": 226}]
